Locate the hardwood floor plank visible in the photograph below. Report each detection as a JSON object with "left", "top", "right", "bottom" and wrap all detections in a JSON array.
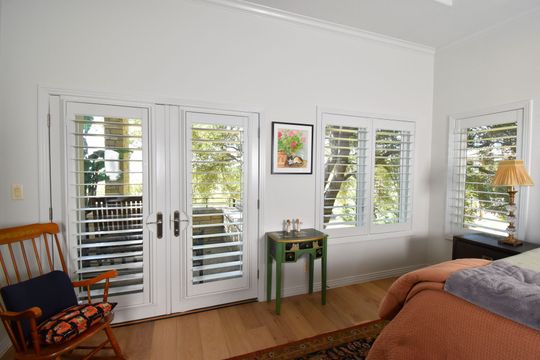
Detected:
[
  {"left": 236, "top": 302, "right": 264, "bottom": 330},
  {"left": 338, "top": 285, "right": 379, "bottom": 322},
  {"left": 276, "top": 297, "right": 318, "bottom": 340},
  {"left": 251, "top": 302, "right": 298, "bottom": 344},
  {"left": 116, "top": 320, "right": 154, "bottom": 360},
  {"left": 197, "top": 310, "right": 230, "bottom": 360},
  {"left": 292, "top": 294, "right": 336, "bottom": 334},
  {"left": 177, "top": 313, "right": 204, "bottom": 360},
  {"left": 218, "top": 306, "right": 253, "bottom": 356},
  {"left": 318, "top": 292, "right": 358, "bottom": 328},
  {"left": 151, "top": 317, "right": 177, "bottom": 360},
  {"left": 242, "top": 326, "right": 276, "bottom": 356}
]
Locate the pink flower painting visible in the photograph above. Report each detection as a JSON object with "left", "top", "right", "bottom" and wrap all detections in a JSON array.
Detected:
[{"left": 273, "top": 122, "right": 313, "bottom": 174}]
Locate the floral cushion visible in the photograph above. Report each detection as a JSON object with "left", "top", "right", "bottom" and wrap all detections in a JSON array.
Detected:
[{"left": 37, "top": 302, "right": 116, "bottom": 345}]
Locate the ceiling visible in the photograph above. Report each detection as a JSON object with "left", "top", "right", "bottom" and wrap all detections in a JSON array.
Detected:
[{"left": 241, "top": 0, "right": 540, "bottom": 48}]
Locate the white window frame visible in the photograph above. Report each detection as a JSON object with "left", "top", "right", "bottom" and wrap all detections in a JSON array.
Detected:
[
  {"left": 316, "top": 108, "right": 415, "bottom": 239},
  {"left": 445, "top": 100, "right": 532, "bottom": 239}
]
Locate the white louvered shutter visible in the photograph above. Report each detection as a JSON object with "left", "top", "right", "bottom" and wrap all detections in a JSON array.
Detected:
[
  {"left": 449, "top": 111, "right": 523, "bottom": 236},
  {"left": 69, "top": 114, "right": 145, "bottom": 298},
  {"left": 372, "top": 125, "right": 414, "bottom": 227},
  {"left": 188, "top": 118, "right": 247, "bottom": 285},
  {"left": 323, "top": 125, "right": 369, "bottom": 229},
  {"left": 320, "top": 114, "right": 372, "bottom": 236}
]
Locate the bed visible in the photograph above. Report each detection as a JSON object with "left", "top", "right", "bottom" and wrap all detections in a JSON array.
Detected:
[{"left": 367, "top": 249, "right": 540, "bottom": 360}]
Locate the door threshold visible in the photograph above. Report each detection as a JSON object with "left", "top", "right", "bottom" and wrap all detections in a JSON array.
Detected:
[{"left": 112, "top": 298, "right": 258, "bottom": 328}]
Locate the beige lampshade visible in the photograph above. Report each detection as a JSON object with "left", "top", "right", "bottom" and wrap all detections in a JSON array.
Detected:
[{"left": 492, "top": 160, "right": 534, "bottom": 186}]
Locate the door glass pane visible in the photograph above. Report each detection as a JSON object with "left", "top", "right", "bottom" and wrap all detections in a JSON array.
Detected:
[
  {"left": 190, "top": 123, "right": 244, "bottom": 284},
  {"left": 72, "top": 115, "right": 144, "bottom": 297}
]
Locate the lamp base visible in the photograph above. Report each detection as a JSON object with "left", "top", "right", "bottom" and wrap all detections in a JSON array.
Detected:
[{"left": 499, "top": 236, "right": 523, "bottom": 247}]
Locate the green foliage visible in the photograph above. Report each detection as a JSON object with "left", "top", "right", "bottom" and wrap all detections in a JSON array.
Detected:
[
  {"left": 191, "top": 124, "right": 243, "bottom": 208},
  {"left": 323, "top": 126, "right": 360, "bottom": 227},
  {"left": 462, "top": 122, "right": 516, "bottom": 229},
  {"left": 83, "top": 150, "right": 109, "bottom": 197},
  {"left": 277, "top": 129, "right": 305, "bottom": 157},
  {"left": 373, "top": 130, "right": 408, "bottom": 224},
  {"left": 323, "top": 127, "right": 410, "bottom": 227}
]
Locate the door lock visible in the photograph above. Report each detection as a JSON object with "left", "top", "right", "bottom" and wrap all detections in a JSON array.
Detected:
[
  {"left": 173, "top": 210, "right": 190, "bottom": 237},
  {"left": 146, "top": 212, "right": 163, "bottom": 239}
]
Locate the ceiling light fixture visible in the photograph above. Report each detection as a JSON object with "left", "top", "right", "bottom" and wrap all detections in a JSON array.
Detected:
[{"left": 433, "top": 0, "right": 453, "bottom": 6}]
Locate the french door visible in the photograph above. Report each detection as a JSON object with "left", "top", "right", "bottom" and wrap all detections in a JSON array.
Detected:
[
  {"left": 52, "top": 97, "right": 259, "bottom": 322},
  {"left": 169, "top": 107, "right": 259, "bottom": 312}
]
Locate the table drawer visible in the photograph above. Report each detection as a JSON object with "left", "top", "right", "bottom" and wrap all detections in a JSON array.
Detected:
[
  {"left": 453, "top": 240, "right": 512, "bottom": 260},
  {"left": 285, "top": 252, "right": 296, "bottom": 262}
]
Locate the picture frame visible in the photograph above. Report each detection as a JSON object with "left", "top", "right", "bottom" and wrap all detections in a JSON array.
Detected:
[{"left": 271, "top": 122, "right": 313, "bottom": 174}]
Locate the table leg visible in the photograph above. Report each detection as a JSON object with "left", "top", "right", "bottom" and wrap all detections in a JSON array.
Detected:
[
  {"left": 321, "top": 236, "right": 327, "bottom": 305},
  {"left": 266, "top": 237, "right": 272, "bottom": 302},
  {"left": 308, "top": 253, "right": 314, "bottom": 294},
  {"left": 275, "top": 243, "right": 283, "bottom": 315}
]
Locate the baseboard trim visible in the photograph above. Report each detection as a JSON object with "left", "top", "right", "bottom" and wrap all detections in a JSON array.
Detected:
[{"left": 279, "top": 263, "right": 426, "bottom": 298}]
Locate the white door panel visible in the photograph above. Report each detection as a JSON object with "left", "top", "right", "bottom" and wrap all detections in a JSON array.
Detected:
[
  {"left": 61, "top": 100, "right": 167, "bottom": 322},
  {"left": 170, "top": 108, "right": 259, "bottom": 312}
]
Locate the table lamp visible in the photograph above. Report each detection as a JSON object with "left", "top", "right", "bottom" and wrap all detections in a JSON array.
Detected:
[{"left": 491, "top": 160, "right": 534, "bottom": 246}]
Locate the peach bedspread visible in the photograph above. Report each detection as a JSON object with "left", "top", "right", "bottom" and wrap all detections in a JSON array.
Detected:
[{"left": 367, "top": 259, "right": 540, "bottom": 360}]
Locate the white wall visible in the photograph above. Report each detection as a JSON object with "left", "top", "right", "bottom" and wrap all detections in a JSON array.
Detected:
[
  {"left": 0, "top": 0, "right": 4, "bottom": 226},
  {"left": 429, "top": 9, "right": 540, "bottom": 262},
  {"left": 0, "top": 0, "right": 433, "bottom": 301}
]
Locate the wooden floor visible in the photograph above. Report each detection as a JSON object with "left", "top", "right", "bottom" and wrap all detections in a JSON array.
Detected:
[{"left": 2, "top": 278, "right": 395, "bottom": 360}]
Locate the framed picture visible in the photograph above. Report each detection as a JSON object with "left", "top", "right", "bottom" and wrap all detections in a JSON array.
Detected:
[{"left": 271, "top": 122, "right": 313, "bottom": 174}]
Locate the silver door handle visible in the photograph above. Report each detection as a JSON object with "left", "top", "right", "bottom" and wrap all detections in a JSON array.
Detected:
[
  {"left": 173, "top": 211, "right": 190, "bottom": 237},
  {"left": 147, "top": 212, "right": 163, "bottom": 239}
]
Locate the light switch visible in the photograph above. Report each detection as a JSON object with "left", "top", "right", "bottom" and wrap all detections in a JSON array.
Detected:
[{"left": 11, "top": 184, "right": 24, "bottom": 200}]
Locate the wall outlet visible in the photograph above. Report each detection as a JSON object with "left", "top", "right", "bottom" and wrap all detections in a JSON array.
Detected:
[{"left": 11, "top": 184, "right": 24, "bottom": 200}]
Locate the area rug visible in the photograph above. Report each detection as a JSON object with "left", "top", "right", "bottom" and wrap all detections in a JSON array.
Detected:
[{"left": 228, "top": 319, "right": 388, "bottom": 360}]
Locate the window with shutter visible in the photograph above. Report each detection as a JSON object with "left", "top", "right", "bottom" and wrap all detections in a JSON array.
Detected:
[
  {"left": 447, "top": 105, "right": 532, "bottom": 238},
  {"left": 319, "top": 112, "right": 414, "bottom": 236},
  {"left": 449, "top": 116, "right": 521, "bottom": 235}
]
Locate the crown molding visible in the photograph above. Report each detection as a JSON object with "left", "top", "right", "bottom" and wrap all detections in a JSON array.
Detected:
[{"left": 201, "top": 0, "right": 435, "bottom": 55}]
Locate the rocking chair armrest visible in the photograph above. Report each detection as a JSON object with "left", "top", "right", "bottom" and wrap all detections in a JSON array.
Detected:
[
  {"left": 72, "top": 269, "right": 118, "bottom": 288},
  {"left": 72, "top": 269, "right": 118, "bottom": 303},
  {"left": 0, "top": 307, "right": 43, "bottom": 354},
  {"left": 0, "top": 306, "right": 42, "bottom": 321}
]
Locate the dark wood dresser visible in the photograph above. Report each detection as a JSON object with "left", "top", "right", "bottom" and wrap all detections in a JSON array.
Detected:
[{"left": 452, "top": 233, "right": 540, "bottom": 261}]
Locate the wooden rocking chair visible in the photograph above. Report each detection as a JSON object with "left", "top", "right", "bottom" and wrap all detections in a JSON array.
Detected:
[{"left": 0, "top": 223, "right": 125, "bottom": 359}]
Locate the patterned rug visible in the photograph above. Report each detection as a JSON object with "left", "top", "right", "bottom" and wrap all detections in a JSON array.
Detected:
[{"left": 228, "top": 319, "right": 387, "bottom": 360}]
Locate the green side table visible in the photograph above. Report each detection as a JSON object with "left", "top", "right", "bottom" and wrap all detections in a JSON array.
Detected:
[{"left": 266, "top": 228, "right": 328, "bottom": 315}]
